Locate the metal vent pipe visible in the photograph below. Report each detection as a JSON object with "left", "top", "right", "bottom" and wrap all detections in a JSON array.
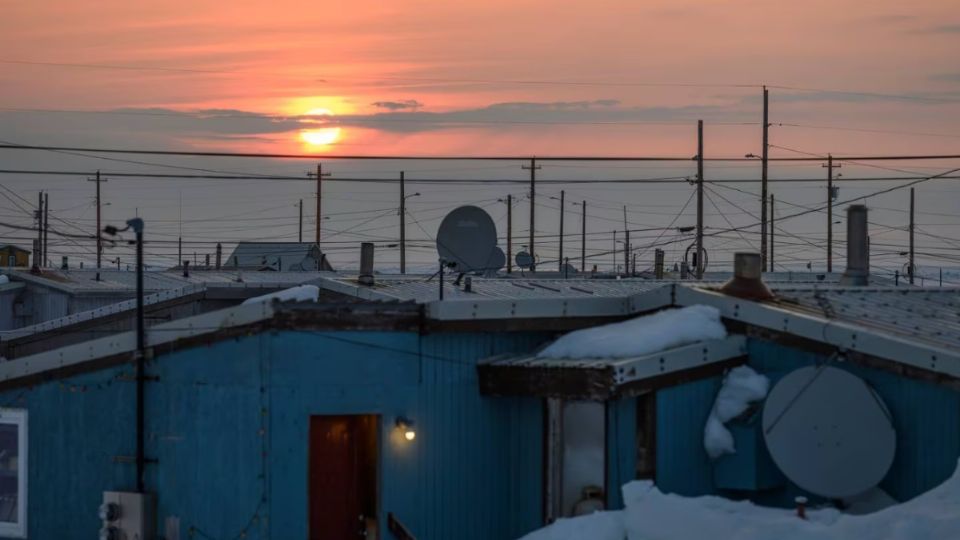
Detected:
[
  {"left": 840, "top": 205, "right": 869, "bottom": 286},
  {"left": 359, "top": 242, "right": 375, "bottom": 285}
]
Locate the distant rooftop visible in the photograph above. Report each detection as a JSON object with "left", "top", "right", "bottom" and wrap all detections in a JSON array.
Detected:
[{"left": 224, "top": 242, "right": 333, "bottom": 271}]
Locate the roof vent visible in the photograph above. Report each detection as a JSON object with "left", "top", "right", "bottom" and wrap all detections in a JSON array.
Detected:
[
  {"left": 721, "top": 252, "right": 774, "bottom": 300},
  {"left": 182, "top": 260, "right": 190, "bottom": 278},
  {"left": 840, "top": 204, "right": 869, "bottom": 286},
  {"left": 359, "top": 242, "right": 375, "bottom": 286}
]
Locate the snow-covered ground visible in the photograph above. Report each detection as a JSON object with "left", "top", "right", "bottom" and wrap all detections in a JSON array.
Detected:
[
  {"left": 521, "top": 460, "right": 960, "bottom": 540},
  {"left": 537, "top": 305, "right": 727, "bottom": 359}
]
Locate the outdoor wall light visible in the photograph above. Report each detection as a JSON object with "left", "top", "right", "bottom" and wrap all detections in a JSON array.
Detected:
[{"left": 396, "top": 416, "right": 416, "bottom": 441}]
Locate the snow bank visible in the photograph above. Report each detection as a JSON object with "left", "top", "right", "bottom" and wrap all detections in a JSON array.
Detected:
[
  {"left": 241, "top": 284, "right": 320, "bottom": 305},
  {"left": 704, "top": 366, "right": 770, "bottom": 459},
  {"left": 519, "top": 460, "right": 960, "bottom": 540},
  {"left": 537, "top": 305, "right": 726, "bottom": 359},
  {"left": 0, "top": 275, "right": 8, "bottom": 285},
  {"left": 518, "top": 511, "right": 625, "bottom": 540}
]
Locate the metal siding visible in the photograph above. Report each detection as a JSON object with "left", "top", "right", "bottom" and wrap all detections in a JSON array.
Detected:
[
  {"left": 747, "top": 339, "right": 960, "bottom": 502},
  {"left": 654, "top": 376, "right": 721, "bottom": 496},
  {"left": 606, "top": 398, "right": 637, "bottom": 509},
  {"left": 0, "top": 329, "right": 549, "bottom": 540}
]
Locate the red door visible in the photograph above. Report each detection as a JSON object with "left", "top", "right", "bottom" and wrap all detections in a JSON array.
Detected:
[{"left": 309, "top": 415, "right": 379, "bottom": 539}]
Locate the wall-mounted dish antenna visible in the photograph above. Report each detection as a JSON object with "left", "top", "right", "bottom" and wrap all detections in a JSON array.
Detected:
[
  {"left": 762, "top": 366, "right": 896, "bottom": 499},
  {"left": 515, "top": 251, "right": 534, "bottom": 270},
  {"left": 436, "top": 206, "right": 501, "bottom": 274}
]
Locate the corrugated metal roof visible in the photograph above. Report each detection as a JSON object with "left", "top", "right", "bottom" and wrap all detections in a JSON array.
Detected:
[
  {"left": 224, "top": 242, "right": 333, "bottom": 271},
  {"left": 3, "top": 268, "right": 335, "bottom": 294},
  {"left": 767, "top": 286, "right": 960, "bottom": 352}
]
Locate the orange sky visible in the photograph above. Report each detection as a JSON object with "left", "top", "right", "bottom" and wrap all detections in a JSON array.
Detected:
[{"left": 1, "top": 0, "right": 959, "bottom": 156}]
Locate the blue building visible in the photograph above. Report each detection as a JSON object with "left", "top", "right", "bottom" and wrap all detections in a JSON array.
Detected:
[{"left": 0, "top": 268, "right": 955, "bottom": 539}]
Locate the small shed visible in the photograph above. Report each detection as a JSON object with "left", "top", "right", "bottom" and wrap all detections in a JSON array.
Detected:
[
  {"left": 225, "top": 242, "right": 333, "bottom": 271},
  {"left": 0, "top": 245, "right": 30, "bottom": 268}
]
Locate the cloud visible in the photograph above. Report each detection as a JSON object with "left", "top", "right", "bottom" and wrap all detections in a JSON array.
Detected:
[
  {"left": 930, "top": 73, "right": 960, "bottom": 83},
  {"left": 371, "top": 100, "right": 423, "bottom": 111},
  {"left": 927, "top": 24, "right": 960, "bottom": 34}
]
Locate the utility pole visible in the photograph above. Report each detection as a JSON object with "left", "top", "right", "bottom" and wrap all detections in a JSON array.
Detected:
[
  {"left": 769, "top": 193, "right": 775, "bottom": 270},
  {"left": 505, "top": 194, "right": 513, "bottom": 273},
  {"left": 43, "top": 192, "right": 49, "bottom": 267},
  {"left": 298, "top": 199, "right": 303, "bottom": 243},
  {"left": 523, "top": 158, "right": 541, "bottom": 271},
  {"left": 178, "top": 237, "right": 182, "bottom": 268},
  {"left": 761, "top": 86, "right": 769, "bottom": 271},
  {"left": 613, "top": 230, "right": 617, "bottom": 273},
  {"left": 307, "top": 163, "right": 331, "bottom": 245},
  {"left": 87, "top": 170, "right": 106, "bottom": 269},
  {"left": 909, "top": 188, "right": 915, "bottom": 285},
  {"left": 696, "top": 120, "right": 705, "bottom": 279},
  {"left": 623, "top": 205, "right": 629, "bottom": 276},
  {"left": 823, "top": 155, "right": 840, "bottom": 273},
  {"left": 35, "top": 191, "right": 43, "bottom": 269},
  {"left": 400, "top": 171, "right": 406, "bottom": 274},
  {"left": 558, "top": 190, "right": 565, "bottom": 272},
  {"left": 580, "top": 201, "right": 586, "bottom": 272}
]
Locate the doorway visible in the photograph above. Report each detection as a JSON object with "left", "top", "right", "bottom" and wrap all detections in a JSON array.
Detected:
[{"left": 309, "top": 415, "right": 379, "bottom": 539}]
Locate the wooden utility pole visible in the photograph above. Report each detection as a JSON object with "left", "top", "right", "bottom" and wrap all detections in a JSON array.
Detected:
[
  {"left": 308, "top": 163, "right": 331, "bottom": 245},
  {"left": 623, "top": 205, "right": 629, "bottom": 276},
  {"left": 523, "top": 158, "right": 541, "bottom": 271},
  {"left": 87, "top": 170, "right": 106, "bottom": 268},
  {"left": 35, "top": 191, "right": 43, "bottom": 269},
  {"left": 400, "top": 171, "right": 406, "bottom": 274},
  {"left": 823, "top": 155, "right": 840, "bottom": 272},
  {"left": 506, "top": 194, "right": 513, "bottom": 273},
  {"left": 696, "top": 120, "right": 705, "bottom": 279},
  {"left": 909, "top": 188, "right": 915, "bottom": 284},
  {"left": 761, "top": 87, "right": 769, "bottom": 271},
  {"left": 558, "top": 190, "right": 565, "bottom": 272},
  {"left": 298, "top": 199, "right": 303, "bottom": 243},
  {"left": 43, "top": 192, "right": 49, "bottom": 267},
  {"left": 769, "top": 193, "right": 775, "bottom": 270},
  {"left": 580, "top": 201, "right": 586, "bottom": 272}
]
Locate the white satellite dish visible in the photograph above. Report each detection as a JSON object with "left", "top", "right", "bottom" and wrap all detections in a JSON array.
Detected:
[
  {"left": 762, "top": 366, "right": 896, "bottom": 499},
  {"left": 436, "top": 206, "right": 500, "bottom": 273},
  {"left": 515, "top": 251, "right": 534, "bottom": 270}
]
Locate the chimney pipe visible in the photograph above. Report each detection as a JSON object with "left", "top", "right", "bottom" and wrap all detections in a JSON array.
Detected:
[
  {"left": 359, "top": 242, "right": 374, "bottom": 285},
  {"left": 720, "top": 252, "right": 775, "bottom": 300},
  {"left": 182, "top": 260, "right": 190, "bottom": 278},
  {"left": 61, "top": 256, "right": 68, "bottom": 270},
  {"left": 680, "top": 261, "right": 689, "bottom": 280},
  {"left": 840, "top": 205, "right": 869, "bottom": 286},
  {"left": 654, "top": 249, "right": 665, "bottom": 279},
  {"left": 215, "top": 243, "right": 222, "bottom": 269}
]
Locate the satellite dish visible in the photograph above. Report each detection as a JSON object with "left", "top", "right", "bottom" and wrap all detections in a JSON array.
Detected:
[
  {"left": 762, "top": 366, "right": 896, "bottom": 499},
  {"left": 483, "top": 247, "right": 506, "bottom": 277},
  {"left": 515, "top": 251, "right": 534, "bottom": 269},
  {"left": 436, "top": 206, "right": 499, "bottom": 273}
]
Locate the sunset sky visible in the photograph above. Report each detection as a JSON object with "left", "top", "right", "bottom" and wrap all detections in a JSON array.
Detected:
[
  {"left": 2, "top": 0, "right": 959, "bottom": 156},
  {"left": 0, "top": 1, "right": 958, "bottom": 272}
]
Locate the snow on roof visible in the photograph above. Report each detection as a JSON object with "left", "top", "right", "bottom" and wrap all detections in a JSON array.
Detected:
[
  {"left": 522, "top": 459, "right": 960, "bottom": 540},
  {"left": 225, "top": 242, "right": 333, "bottom": 271},
  {"left": 537, "top": 305, "right": 727, "bottom": 360}
]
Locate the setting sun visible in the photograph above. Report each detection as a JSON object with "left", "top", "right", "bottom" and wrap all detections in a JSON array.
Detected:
[{"left": 299, "top": 107, "right": 341, "bottom": 148}]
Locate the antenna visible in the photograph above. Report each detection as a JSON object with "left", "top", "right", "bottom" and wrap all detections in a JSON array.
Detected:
[
  {"left": 436, "top": 206, "right": 502, "bottom": 274},
  {"left": 762, "top": 366, "right": 896, "bottom": 499}
]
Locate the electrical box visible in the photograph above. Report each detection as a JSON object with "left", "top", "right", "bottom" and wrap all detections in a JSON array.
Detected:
[{"left": 99, "top": 491, "right": 156, "bottom": 540}]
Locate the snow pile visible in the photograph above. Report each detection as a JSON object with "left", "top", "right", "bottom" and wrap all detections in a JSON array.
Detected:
[
  {"left": 537, "top": 305, "right": 726, "bottom": 359},
  {"left": 0, "top": 275, "right": 8, "bottom": 285},
  {"left": 704, "top": 366, "right": 770, "bottom": 459},
  {"left": 241, "top": 284, "right": 320, "bottom": 305},
  {"left": 519, "top": 511, "right": 625, "bottom": 540},
  {"left": 520, "top": 460, "right": 960, "bottom": 540}
]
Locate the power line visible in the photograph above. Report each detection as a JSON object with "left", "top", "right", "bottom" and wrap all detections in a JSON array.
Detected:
[{"left": 3, "top": 142, "right": 960, "bottom": 162}]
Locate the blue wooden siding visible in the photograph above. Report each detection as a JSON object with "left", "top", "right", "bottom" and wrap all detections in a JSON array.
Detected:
[
  {"left": 605, "top": 398, "right": 637, "bottom": 509},
  {"left": 0, "top": 329, "right": 549, "bottom": 540},
  {"left": 645, "top": 338, "right": 960, "bottom": 504}
]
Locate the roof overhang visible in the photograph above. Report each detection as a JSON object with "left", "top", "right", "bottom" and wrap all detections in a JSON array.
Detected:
[
  {"left": 675, "top": 286, "right": 960, "bottom": 380},
  {"left": 478, "top": 335, "right": 747, "bottom": 400}
]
